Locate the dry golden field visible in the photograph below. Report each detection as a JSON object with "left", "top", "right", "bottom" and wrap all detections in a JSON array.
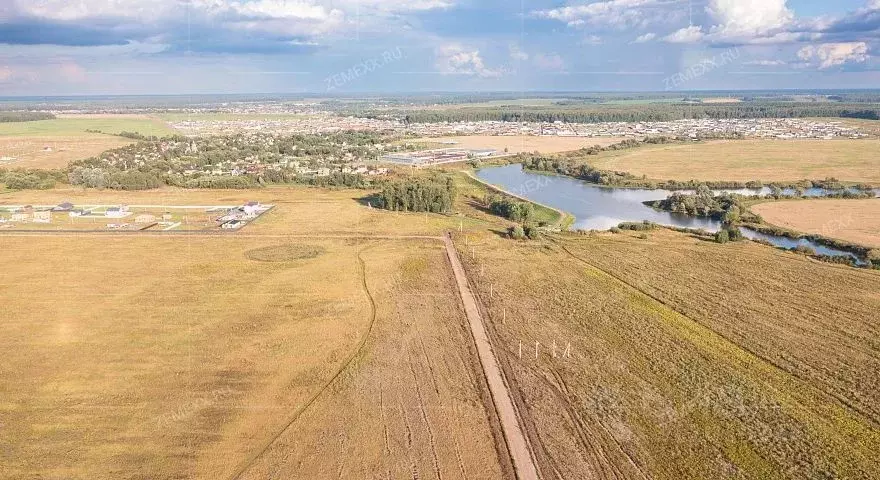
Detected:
[
  {"left": 752, "top": 199, "right": 880, "bottom": 248},
  {"left": 0, "top": 135, "right": 134, "bottom": 169},
  {"left": 0, "top": 185, "right": 490, "bottom": 237},
  {"left": 410, "top": 135, "right": 626, "bottom": 154},
  {"left": 0, "top": 233, "right": 503, "bottom": 479},
  {"left": 457, "top": 228, "right": 880, "bottom": 479},
  {"left": 588, "top": 139, "right": 880, "bottom": 183},
  {"left": 0, "top": 115, "right": 177, "bottom": 169}
]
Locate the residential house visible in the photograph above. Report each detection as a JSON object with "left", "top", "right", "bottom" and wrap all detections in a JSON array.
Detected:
[
  {"left": 134, "top": 214, "right": 157, "bottom": 224},
  {"left": 10, "top": 213, "right": 29, "bottom": 222},
  {"left": 53, "top": 202, "right": 74, "bottom": 212},
  {"left": 32, "top": 211, "right": 52, "bottom": 223}
]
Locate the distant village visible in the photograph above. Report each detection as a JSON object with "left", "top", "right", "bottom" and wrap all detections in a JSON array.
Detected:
[
  {"left": 0, "top": 202, "right": 273, "bottom": 231},
  {"left": 164, "top": 115, "right": 867, "bottom": 141}
]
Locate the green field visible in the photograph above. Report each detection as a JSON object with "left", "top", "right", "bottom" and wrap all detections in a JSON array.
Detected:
[{"left": 0, "top": 117, "right": 178, "bottom": 137}]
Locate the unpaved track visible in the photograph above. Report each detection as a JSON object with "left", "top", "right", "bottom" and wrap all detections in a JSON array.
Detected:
[{"left": 444, "top": 234, "right": 541, "bottom": 480}]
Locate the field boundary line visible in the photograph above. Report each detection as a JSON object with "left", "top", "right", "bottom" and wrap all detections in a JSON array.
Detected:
[
  {"left": 444, "top": 234, "right": 541, "bottom": 480},
  {"left": 225, "top": 246, "right": 379, "bottom": 480}
]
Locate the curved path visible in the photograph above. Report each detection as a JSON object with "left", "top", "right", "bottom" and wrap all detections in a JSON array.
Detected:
[
  {"left": 444, "top": 234, "right": 541, "bottom": 480},
  {"left": 225, "top": 247, "right": 379, "bottom": 480}
]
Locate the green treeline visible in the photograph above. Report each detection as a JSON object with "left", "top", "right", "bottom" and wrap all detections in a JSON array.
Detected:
[
  {"left": 0, "top": 112, "right": 56, "bottom": 123},
  {"left": 377, "top": 176, "right": 456, "bottom": 213},
  {"left": 0, "top": 168, "right": 63, "bottom": 190},
  {"left": 651, "top": 186, "right": 756, "bottom": 223},
  {"left": 485, "top": 194, "right": 535, "bottom": 222},
  {"left": 361, "top": 103, "right": 880, "bottom": 124}
]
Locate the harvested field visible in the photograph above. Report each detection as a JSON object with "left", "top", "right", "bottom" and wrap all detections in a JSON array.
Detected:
[
  {"left": 0, "top": 235, "right": 502, "bottom": 479},
  {"left": 410, "top": 135, "right": 625, "bottom": 154},
  {"left": 0, "top": 135, "right": 133, "bottom": 169},
  {"left": 752, "top": 199, "right": 880, "bottom": 248},
  {"left": 588, "top": 139, "right": 880, "bottom": 183},
  {"left": 0, "top": 115, "right": 177, "bottom": 169},
  {"left": 456, "top": 229, "right": 880, "bottom": 479},
  {"left": 236, "top": 242, "right": 505, "bottom": 479}
]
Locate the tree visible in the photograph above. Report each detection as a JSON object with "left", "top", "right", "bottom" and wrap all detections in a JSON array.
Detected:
[{"left": 715, "top": 229, "right": 730, "bottom": 244}]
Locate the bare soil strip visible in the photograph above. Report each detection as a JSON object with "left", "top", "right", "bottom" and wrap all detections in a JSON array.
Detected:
[{"left": 444, "top": 234, "right": 540, "bottom": 480}]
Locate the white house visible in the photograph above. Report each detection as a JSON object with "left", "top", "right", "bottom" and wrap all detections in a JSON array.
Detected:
[
  {"left": 242, "top": 201, "right": 261, "bottom": 216},
  {"left": 32, "top": 211, "right": 52, "bottom": 223}
]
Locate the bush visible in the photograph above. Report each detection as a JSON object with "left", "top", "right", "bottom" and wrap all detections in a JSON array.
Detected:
[
  {"left": 610, "top": 227, "right": 621, "bottom": 234},
  {"left": 184, "top": 175, "right": 256, "bottom": 189},
  {"left": 486, "top": 194, "right": 534, "bottom": 222},
  {"left": 715, "top": 229, "right": 730, "bottom": 244},
  {"left": 508, "top": 225, "right": 526, "bottom": 240},
  {"left": 618, "top": 220, "right": 657, "bottom": 231}
]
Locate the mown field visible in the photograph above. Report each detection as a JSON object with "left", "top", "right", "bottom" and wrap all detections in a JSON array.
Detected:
[
  {"left": 587, "top": 139, "right": 880, "bottom": 183},
  {"left": 0, "top": 231, "right": 503, "bottom": 479},
  {"left": 0, "top": 115, "right": 177, "bottom": 169},
  {"left": 457, "top": 228, "right": 880, "bottom": 479},
  {"left": 752, "top": 199, "right": 880, "bottom": 248}
]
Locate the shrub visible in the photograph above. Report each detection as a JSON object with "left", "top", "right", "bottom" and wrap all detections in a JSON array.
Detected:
[
  {"left": 610, "top": 227, "right": 621, "bottom": 234},
  {"left": 508, "top": 225, "right": 526, "bottom": 240},
  {"left": 715, "top": 229, "right": 730, "bottom": 244}
]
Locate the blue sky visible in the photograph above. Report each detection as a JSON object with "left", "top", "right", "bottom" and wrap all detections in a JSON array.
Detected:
[{"left": 0, "top": 0, "right": 879, "bottom": 95}]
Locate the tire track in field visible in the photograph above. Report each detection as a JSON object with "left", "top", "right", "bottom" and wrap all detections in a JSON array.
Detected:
[{"left": 225, "top": 246, "right": 378, "bottom": 480}]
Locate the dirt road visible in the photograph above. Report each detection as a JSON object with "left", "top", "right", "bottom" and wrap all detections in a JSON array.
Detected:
[{"left": 444, "top": 234, "right": 541, "bottom": 480}]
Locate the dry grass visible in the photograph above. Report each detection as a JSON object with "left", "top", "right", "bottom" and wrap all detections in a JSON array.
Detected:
[
  {"left": 457, "top": 229, "right": 880, "bottom": 479},
  {"left": 237, "top": 242, "right": 504, "bottom": 479},
  {"left": 588, "top": 139, "right": 880, "bottom": 183},
  {"left": 0, "top": 135, "right": 134, "bottom": 169},
  {"left": 0, "top": 234, "right": 502, "bottom": 479},
  {"left": 0, "top": 185, "right": 490, "bottom": 237},
  {"left": 409, "top": 135, "right": 626, "bottom": 154},
  {"left": 752, "top": 199, "right": 880, "bottom": 248}
]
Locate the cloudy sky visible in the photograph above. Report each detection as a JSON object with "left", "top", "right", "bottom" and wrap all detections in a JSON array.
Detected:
[{"left": 1, "top": 0, "right": 879, "bottom": 95}]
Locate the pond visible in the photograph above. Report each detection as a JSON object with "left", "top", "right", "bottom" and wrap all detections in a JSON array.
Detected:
[{"left": 475, "top": 164, "right": 867, "bottom": 265}]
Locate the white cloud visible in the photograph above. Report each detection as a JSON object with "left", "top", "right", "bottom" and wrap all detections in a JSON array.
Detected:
[
  {"left": 634, "top": 33, "right": 657, "bottom": 43},
  {"left": 9, "top": 0, "right": 454, "bottom": 44},
  {"left": 435, "top": 44, "right": 503, "bottom": 78},
  {"left": 509, "top": 44, "right": 529, "bottom": 61},
  {"left": 582, "top": 35, "right": 604, "bottom": 45},
  {"left": 706, "top": 0, "right": 794, "bottom": 37},
  {"left": 664, "top": 26, "right": 705, "bottom": 43},
  {"left": 797, "top": 42, "right": 869, "bottom": 69},
  {"left": 533, "top": 53, "right": 566, "bottom": 71},
  {"left": 532, "top": 0, "right": 672, "bottom": 30},
  {"left": 742, "top": 59, "right": 786, "bottom": 66}
]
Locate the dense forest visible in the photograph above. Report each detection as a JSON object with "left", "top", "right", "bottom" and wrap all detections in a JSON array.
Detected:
[
  {"left": 0, "top": 112, "right": 56, "bottom": 123},
  {"left": 376, "top": 176, "right": 456, "bottom": 213},
  {"left": 360, "top": 102, "right": 880, "bottom": 124}
]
